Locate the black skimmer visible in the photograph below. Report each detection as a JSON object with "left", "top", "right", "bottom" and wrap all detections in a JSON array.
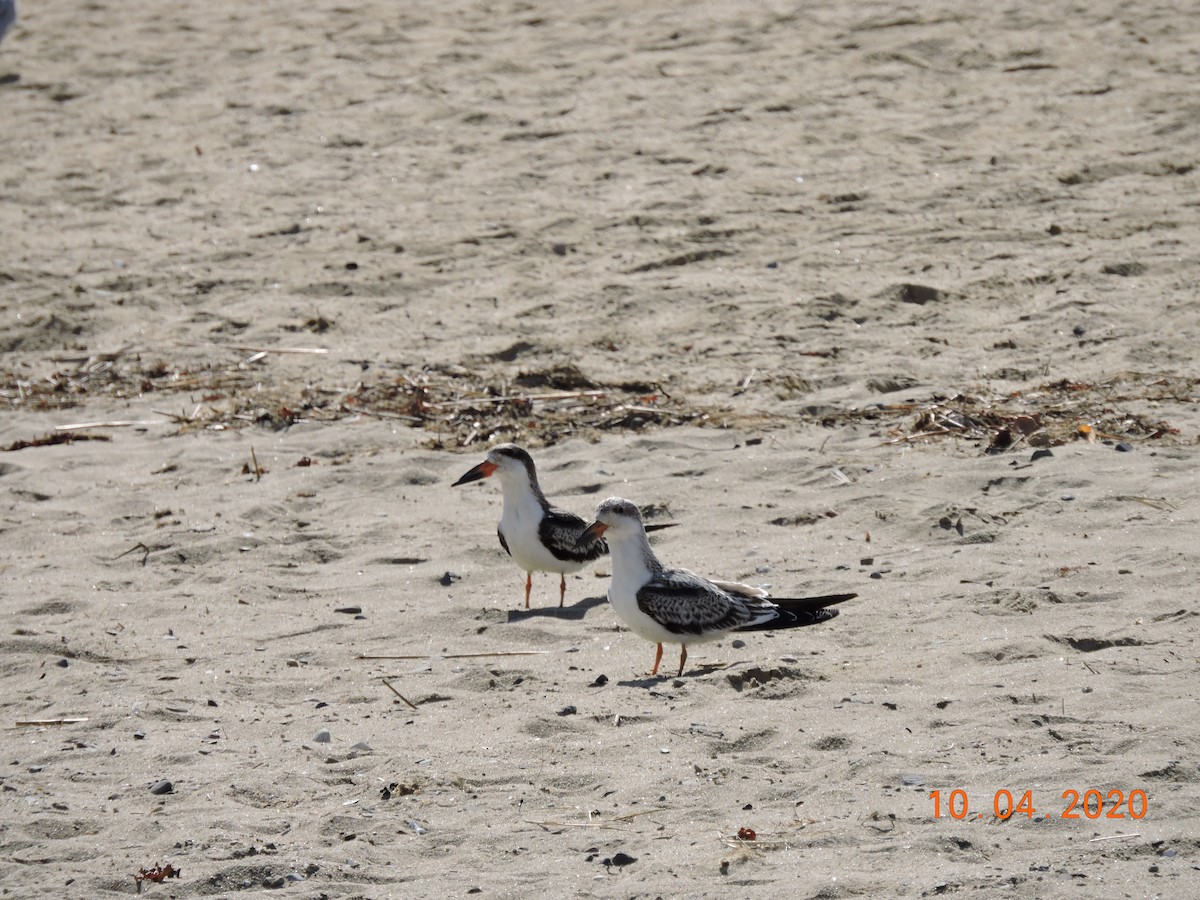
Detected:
[
  {"left": 578, "top": 497, "right": 855, "bottom": 676},
  {"left": 452, "top": 444, "right": 608, "bottom": 608}
]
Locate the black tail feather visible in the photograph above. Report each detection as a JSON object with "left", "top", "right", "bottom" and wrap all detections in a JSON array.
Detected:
[{"left": 738, "top": 592, "right": 857, "bottom": 632}]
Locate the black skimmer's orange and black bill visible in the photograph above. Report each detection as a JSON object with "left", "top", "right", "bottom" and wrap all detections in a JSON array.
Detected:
[
  {"left": 452, "top": 444, "right": 608, "bottom": 608},
  {"left": 578, "top": 497, "right": 855, "bottom": 676}
]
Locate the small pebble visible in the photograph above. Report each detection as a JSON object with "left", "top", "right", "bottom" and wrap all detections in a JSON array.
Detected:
[
  {"left": 56, "top": 658, "right": 69, "bottom": 668},
  {"left": 149, "top": 779, "right": 174, "bottom": 795},
  {"left": 1115, "top": 442, "right": 1133, "bottom": 452},
  {"left": 590, "top": 674, "right": 609, "bottom": 687},
  {"left": 730, "top": 639, "right": 746, "bottom": 649},
  {"left": 1061, "top": 494, "right": 1076, "bottom": 501},
  {"left": 133, "top": 731, "right": 146, "bottom": 740},
  {"left": 313, "top": 729, "right": 331, "bottom": 744},
  {"left": 860, "top": 557, "right": 875, "bottom": 566},
  {"left": 1030, "top": 449, "right": 1054, "bottom": 462},
  {"left": 408, "top": 820, "right": 427, "bottom": 835},
  {"left": 557, "top": 705, "right": 577, "bottom": 717},
  {"left": 334, "top": 606, "right": 362, "bottom": 615},
  {"left": 439, "top": 571, "right": 460, "bottom": 586},
  {"left": 608, "top": 852, "right": 637, "bottom": 867}
]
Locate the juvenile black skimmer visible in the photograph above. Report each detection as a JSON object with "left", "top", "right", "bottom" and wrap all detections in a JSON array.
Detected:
[
  {"left": 452, "top": 444, "right": 608, "bottom": 608},
  {"left": 578, "top": 497, "right": 855, "bottom": 676}
]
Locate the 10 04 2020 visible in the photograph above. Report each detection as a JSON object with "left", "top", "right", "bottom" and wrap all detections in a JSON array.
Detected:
[{"left": 929, "top": 788, "right": 1148, "bottom": 821}]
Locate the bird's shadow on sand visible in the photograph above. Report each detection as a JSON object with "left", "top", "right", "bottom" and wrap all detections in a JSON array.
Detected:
[
  {"left": 616, "top": 662, "right": 728, "bottom": 689},
  {"left": 505, "top": 594, "right": 607, "bottom": 623},
  {"left": 617, "top": 675, "right": 675, "bottom": 689}
]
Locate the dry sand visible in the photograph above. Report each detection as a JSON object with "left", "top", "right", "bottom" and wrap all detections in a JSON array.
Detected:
[{"left": 2, "top": 0, "right": 1199, "bottom": 897}]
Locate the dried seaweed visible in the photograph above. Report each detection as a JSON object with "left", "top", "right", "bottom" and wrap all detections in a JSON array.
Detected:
[
  {"left": 1, "top": 354, "right": 1193, "bottom": 451},
  {"left": 868, "top": 374, "right": 1191, "bottom": 450}
]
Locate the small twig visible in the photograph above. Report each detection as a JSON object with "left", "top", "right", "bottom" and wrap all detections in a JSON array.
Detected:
[
  {"left": 15, "top": 717, "right": 90, "bottom": 727},
  {"left": 1114, "top": 495, "right": 1177, "bottom": 511},
  {"left": 732, "top": 368, "right": 757, "bottom": 396},
  {"left": 151, "top": 409, "right": 191, "bottom": 424},
  {"left": 611, "top": 807, "right": 671, "bottom": 823},
  {"left": 250, "top": 446, "right": 262, "bottom": 482},
  {"left": 54, "top": 421, "right": 156, "bottom": 432},
  {"left": 523, "top": 818, "right": 630, "bottom": 832},
  {"left": 339, "top": 402, "right": 422, "bottom": 422},
  {"left": 427, "top": 390, "right": 607, "bottom": 409},
  {"left": 48, "top": 344, "right": 135, "bottom": 365},
  {"left": 380, "top": 677, "right": 420, "bottom": 711},
  {"left": 883, "top": 429, "right": 954, "bottom": 444},
  {"left": 358, "top": 650, "right": 549, "bottom": 660},
  {"left": 1088, "top": 833, "right": 1141, "bottom": 843},
  {"left": 225, "top": 345, "right": 329, "bottom": 355},
  {"left": 115, "top": 542, "right": 151, "bottom": 566}
]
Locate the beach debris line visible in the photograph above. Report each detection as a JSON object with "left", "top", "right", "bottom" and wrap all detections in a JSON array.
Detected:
[
  {"left": 874, "top": 374, "right": 1188, "bottom": 450},
  {"left": 1, "top": 350, "right": 1192, "bottom": 449}
]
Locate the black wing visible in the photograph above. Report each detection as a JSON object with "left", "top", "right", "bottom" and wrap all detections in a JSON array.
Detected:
[
  {"left": 635, "top": 570, "right": 753, "bottom": 636},
  {"left": 539, "top": 506, "right": 608, "bottom": 564},
  {"left": 497, "top": 528, "right": 512, "bottom": 558}
]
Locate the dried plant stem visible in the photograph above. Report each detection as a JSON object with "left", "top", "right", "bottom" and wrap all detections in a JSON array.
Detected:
[
  {"left": 380, "top": 678, "right": 420, "bottom": 711},
  {"left": 358, "top": 650, "right": 549, "bottom": 660}
]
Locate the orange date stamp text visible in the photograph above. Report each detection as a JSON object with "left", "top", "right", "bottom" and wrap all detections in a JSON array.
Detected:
[{"left": 929, "top": 788, "right": 1148, "bottom": 821}]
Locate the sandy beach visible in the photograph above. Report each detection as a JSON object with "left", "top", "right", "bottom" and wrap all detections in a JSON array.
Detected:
[{"left": 2, "top": 1, "right": 1198, "bottom": 896}]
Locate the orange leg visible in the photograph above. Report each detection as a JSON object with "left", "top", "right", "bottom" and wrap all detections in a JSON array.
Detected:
[
  {"left": 677, "top": 645, "right": 688, "bottom": 677},
  {"left": 651, "top": 642, "right": 663, "bottom": 676},
  {"left": 524, "top": 572, "right": 532, "bottom": 609},
  {"left": 559, "top": 573, "right": 566, "bottom": 607}
]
